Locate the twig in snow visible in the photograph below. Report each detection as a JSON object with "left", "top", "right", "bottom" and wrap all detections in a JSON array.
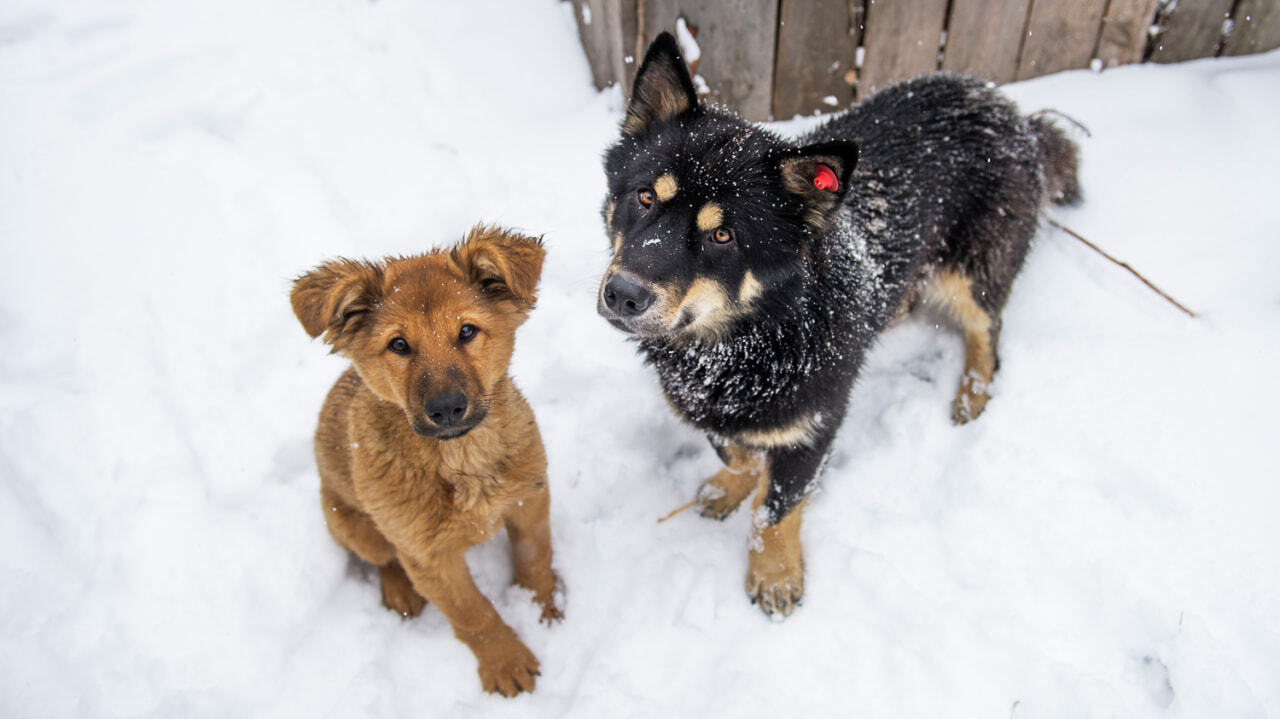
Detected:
[
  {"left": 1046, "top": 217, "right": 1198, "bottom": 319},
  {"left": 657, "top": 500, "right": 697, "bottom": 523}
]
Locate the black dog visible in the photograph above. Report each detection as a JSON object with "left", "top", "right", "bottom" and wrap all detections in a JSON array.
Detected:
[{"left": 597, "top": 33, "right": 1080, "bottom": 617}]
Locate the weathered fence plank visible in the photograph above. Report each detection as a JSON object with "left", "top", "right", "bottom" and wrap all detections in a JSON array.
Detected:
[
  {"left": 1016, "top": 0, "right": 1108, "bottom": 80},
  {"left": 639, "top": 0, "right": 778, "bottom": 121},
  {"left": 941, "top": 0, "right": 1031, "bottom": 84},
  {"left": 773, "top": 0, "right": 859, "bottom": 119},
  {"left": 1096, "top": 0, "right": 1161, "bottom": 68},
  {"left": 1221, "top": 0, "right": 1280, "bottom": 56},
  {"left": 858, "top": 0, "right": 949, "bottom": 96},
  {"left": 1149, "top": 0, "right": 1234, "bottom": 62},
  {"left": 573, "top": 0, "right": 631, "bottom": 90}
]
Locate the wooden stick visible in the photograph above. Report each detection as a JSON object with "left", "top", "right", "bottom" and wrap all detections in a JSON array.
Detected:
[
  {"left": 1046, "top": 217, "right": 1198, "bottom": 319},
  {"left": 657, "top": 500, "right": 697, "bottom": 524}
]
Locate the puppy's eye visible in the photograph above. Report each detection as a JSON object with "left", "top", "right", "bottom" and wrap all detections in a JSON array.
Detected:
[
  {"left": 388, "top": 338, "right": 410, "bottom": 355},
  {"left": 458, "top": 324, "right": 478, "bottom": 343},
  {"left": 637, "top": 188, "right": 655, "bottom": 209},
  {"left": 711, "top": 227, "right": 734, "bottom": 244}
]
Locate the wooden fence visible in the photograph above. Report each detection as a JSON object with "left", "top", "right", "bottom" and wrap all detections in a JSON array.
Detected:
[{"left": 571, "top": 0, "right": 1280, "bottom": 121}]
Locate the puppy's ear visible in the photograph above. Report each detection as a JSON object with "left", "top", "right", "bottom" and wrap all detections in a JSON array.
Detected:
[
  {"left": 452, "top": 225, "right": 546, "bottom": 309},
  {"left": 623, "top": 32, "right": 698, "bottom": 136},
  {"left": 779, "top": 140, "right": 859, "bottom": 230},
  {"left": 290, "top": 259, "right": 384, "bottom": 351}
]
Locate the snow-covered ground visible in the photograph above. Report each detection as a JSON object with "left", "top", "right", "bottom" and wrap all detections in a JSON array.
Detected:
[{"left": 3, "top": 1, "right": 1278, "bottom": 716}]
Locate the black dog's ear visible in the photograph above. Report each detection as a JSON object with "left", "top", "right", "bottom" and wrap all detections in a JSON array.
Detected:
[
  {"left": 623, "top": 32, "right": 698, "bottom": 136},
  {"left": 290, "top": 258, "right": 384, "bottom": 352},
  {"left": 779, "top": 140, "right": 859, "bottom": 229}
]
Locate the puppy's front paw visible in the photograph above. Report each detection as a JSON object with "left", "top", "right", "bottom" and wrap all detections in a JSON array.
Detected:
[
  {"left": 379, "top": 562, "right": 425, "bottom": 618},
  {"left": 477, "top": 639, "right": 540, "bottom": 697},
  {"left": 539, "top": 603, "right": 564, "bottom": 625},
  {"left": 538, "top": 588, "right": 563, "bottom": 625}
]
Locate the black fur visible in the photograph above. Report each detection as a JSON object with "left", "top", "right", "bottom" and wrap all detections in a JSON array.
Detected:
[{"left": 599, "top": 33, "right": 1080, "bottom": 524}]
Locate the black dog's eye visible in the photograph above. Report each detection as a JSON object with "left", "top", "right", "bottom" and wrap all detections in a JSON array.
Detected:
[
  {"left": 711, "top": 227, "right": 734, "bottom": 245},
  {"left": 388, "top": 337, "right": 411, "bottom": 355},
  {"left": 637, "top": 188, "right": 655, "bottom": 209},
  {"left": 458, "top": 324, "right": 478, "bottom": 343}
]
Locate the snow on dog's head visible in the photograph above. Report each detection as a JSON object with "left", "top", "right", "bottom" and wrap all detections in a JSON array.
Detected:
[{"left": 597, "top": 32, "right": 857, "bottom": 344}]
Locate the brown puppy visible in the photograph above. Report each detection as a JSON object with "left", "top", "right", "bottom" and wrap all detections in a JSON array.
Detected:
[{"left": 291, "top": 225, "right": 560, "bottom": 697}]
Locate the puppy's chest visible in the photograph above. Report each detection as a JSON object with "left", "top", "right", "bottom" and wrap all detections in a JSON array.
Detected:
[
  {"left": 434, "top": 437, "right": 526, "bottom": 518},
  {"left": 355, "top": 424, "right": 529, "bottom": 547}
]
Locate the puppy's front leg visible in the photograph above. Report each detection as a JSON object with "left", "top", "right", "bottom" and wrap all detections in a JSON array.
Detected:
[
  {"left": 746, "top": 440, "right": 829, "bottom": 618},
  {"left": 503, "top": 482, "right": 562, "bottom": 623},
  {"left": 401, "top": 553, "right": 539, "bottom": 697}
]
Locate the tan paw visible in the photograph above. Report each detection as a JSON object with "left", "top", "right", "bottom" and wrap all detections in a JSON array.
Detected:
[
  {"left": 746, "top": 566, "right": 804, "bottom": 618},
  {"left": 536, "top": 574, "right": 564, "bottom": 625},
  {"left": 379, "top": 563, "right": 425, "bottom": 618},
  {"left": 697, "top": 472, "right": 755, "bottom": 520},
  {"left": 539, "top": 600, "right": 564, "bottom": 625},
  {"left": 951, "top": 371, "right": 991, "bottom": 425},
  {"left": 477, "top": 639, "right": 540, "bottom": 697}
]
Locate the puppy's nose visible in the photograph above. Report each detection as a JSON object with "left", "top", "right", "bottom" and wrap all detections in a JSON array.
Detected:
[
  {"left": 426, "top": 392, "right": 468, "bottom": 427},
  {"left": 603, "top": 274, "right": 653, "bottom": 317}
]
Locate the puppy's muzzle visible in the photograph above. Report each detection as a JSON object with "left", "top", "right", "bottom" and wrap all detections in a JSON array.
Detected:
[
  {"left": 426, "top": 392, "right": 468, "bottom": 429},
  {"left": 413, "top": 391, "right": 483, "bottom": 439}
]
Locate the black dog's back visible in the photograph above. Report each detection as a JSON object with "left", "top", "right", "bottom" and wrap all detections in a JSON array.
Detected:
[
  {"left": 797, "top": 75, "right": 1080, "bottom": 427},
  {"left": 809, "top": 75, "right": 1073, "bottom": 314}
]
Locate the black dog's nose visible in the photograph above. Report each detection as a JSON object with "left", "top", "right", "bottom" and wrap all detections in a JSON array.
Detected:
[
  {"left": 426, "top": 392, "right": 468, "bottom": 427},
  {"left": 603, "top": 274, "right": 654, "bottom": 317}
]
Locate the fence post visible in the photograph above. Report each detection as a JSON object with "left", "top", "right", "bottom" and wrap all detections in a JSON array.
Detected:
[
  {"left": 1149, "top": 0, "right": 1234, "bottom": 62},
  {"left": 1221, "top": 0, "right": 1280, "bottom": 56},
  {"left": 858, "top": 0, "right": 949, "bottom": 96},
  {"left": 773, "top": 0, "right": 859, "bottom": 119}
]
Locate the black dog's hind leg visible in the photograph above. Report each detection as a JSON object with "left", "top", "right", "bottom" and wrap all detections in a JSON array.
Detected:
[{"left": 922, "top": 268, "right": 1005, "bottom": 424}]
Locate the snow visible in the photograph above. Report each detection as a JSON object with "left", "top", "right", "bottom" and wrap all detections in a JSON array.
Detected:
[
  {"left": 675, "top": 17, "right": 701, "bottom": 64},
  {"left": 2, "top": 1, "right": 1279, "bottom": 717}
]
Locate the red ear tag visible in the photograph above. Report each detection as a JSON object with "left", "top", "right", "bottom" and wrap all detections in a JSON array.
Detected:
[{"left": 813, "top": 164, "right": 838, "bottom": 192}]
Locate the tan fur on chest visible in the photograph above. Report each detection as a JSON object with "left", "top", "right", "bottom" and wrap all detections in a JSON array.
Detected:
[{"left": 345, "top": 378, "right": 540, "bottom": 550}]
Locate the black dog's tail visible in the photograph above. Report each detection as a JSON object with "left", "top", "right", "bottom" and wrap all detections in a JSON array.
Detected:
[{"left": 1029, "top": 110, "right": 1083, "bottom": 207}]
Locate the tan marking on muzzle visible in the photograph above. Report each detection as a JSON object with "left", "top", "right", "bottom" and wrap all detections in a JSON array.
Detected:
[
  {"left": 653, "top": 173, "right": 678, "bottom": 202},
  {"left": 665, "top": 277, "right": 743, "bottom": 341}
]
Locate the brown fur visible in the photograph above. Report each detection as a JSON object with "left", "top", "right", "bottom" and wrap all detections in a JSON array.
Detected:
[
  {"left": 653, "top": 172, "right": 679, "bottom": 202},
  {"left": 695, "top": 202, "right": 723, "bottom": 232},
  {"left": 918, "top": 269, "right": 997, "bottom": 424},
  {"left": 697, "top": 445, "right": 763, "bottom": 520},
  {"left": 747, "top": 474, "right": 805, "bottom": 617},
  {"left": 291, "top": 225, "right": 560, "bottom": 698},
  {"left": 622, "top": 61, "right": 695, "bottom": 136}
]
